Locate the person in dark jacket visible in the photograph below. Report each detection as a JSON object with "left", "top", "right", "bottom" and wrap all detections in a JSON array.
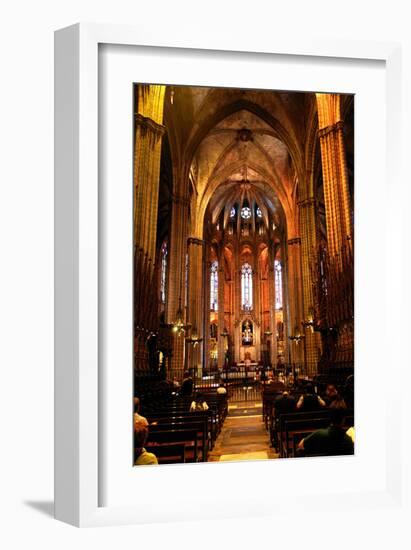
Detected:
[
  {"left": 296, "top": 384, "right": 326, "bottom": 411},
  {"left": 297, "top": 408, "right": 354, "bottom": 456},
  {"left": 181, "top": 371, "right": 193, "bottom": 396},
  {"left": 275, "top": 391, "right": 296, "bottom": 416}
]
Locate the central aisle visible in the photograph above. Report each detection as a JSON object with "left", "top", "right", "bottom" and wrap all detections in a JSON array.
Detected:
[{"left": 208, "top": 401, "right": 279, "bottom": 462}]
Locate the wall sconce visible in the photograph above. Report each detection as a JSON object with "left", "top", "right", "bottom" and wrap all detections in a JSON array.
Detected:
[
  {"left": 185, "top": 326, "right": 203, "bottom": 347},
  {"left": 288, "top": 327, "right": 305, "bottom": 345},
  {"left": 302, "top": 318, "right": 314, "bottom": 332}
]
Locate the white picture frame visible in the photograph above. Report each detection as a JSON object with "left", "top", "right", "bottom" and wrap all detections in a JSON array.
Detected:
[{"left": 54, "top": 22, "right": 408, "bottom": 529}]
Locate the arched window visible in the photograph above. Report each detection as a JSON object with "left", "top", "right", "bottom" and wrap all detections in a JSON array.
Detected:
[
  {"left": 210, "top": 261, "right": 218, "bottom": 311},
  {"left": 241, "top": 263, "right": 253, "bottom": 310},
  {"left": 274, "top": 259, "right": 283, "bottom": 310},
  {"left": 230, "top": 206, "right": 236, "bottom": 218},
  {"left": 160, "top": 242, "right": 168, "bottom": 304}
]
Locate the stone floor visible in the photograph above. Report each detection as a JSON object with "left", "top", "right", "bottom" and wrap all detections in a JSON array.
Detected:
[{"left": 208, "top": 401, "right": 279, "bottom": 462}]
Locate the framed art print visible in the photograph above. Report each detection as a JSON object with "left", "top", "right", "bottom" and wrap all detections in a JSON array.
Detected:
[{"left": 55, "top": 23, "right": 407, "bottom": 528}]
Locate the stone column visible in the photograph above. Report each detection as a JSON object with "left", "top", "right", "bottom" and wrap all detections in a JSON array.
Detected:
[
  {"left": 187, "top": 237, "right": 204, "bottom": 373},
  {"left": 281, "top": 237, "right": 290, "bottom": 365},
  {"left": 234, "top": 246, "right": 241, "bottom": 363},
  {"left": 133, "top": 85, "right": 166, "bottom": 265},
  {"left": 286, "top": 237, "right": 304, "bottom": 365},
  {"left": 267, "top": 249, "right": 277, "bottom": 366},
  {"left": 316, "top": 93, "right": 352, "bottom": 257},
  {"left": 253, "top": 261, "right": 260, "bottom": 361},
  {"left": 133, "top": 85, "right": 165, "bottom": 372},
  {"left": 167, "top": 194, "right": 190, "bottom": 375},
  {"left": 298, "top": 196, "right": 322, "bottom": 375},
  {"left": 217, "top": 252, "right": 225, "bottom": 369},
  {"left": 316, "top": 93, "right": 354, "bottom": 362}
]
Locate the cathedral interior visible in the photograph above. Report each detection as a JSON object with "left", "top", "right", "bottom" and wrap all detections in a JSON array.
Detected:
[{"left": 133, "top": 84, "right": 354, "bottom": 464}]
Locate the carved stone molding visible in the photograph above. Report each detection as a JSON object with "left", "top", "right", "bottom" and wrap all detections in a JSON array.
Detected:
[
  {"left": 187, "top": 237, "right": 204, "bottom": 246},
  {"left": 318, "top": 120, "right": 344, "bottom": 139},
  {"left": 134, "top": 112, "right": 165, "bottom": 138},
  {"left": 287, "top": 237, "right": 301, "bottom": 246},
  {"left": 236, "top": 128, "right": 253, "bottom": 142},
  {"left": 297, "top": 197, "right": 316, "bottom": 209}
]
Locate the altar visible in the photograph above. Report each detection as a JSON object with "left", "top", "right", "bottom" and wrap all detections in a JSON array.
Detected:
[{"left": 236, "top": 361, "right": 259, "bottom": 370}]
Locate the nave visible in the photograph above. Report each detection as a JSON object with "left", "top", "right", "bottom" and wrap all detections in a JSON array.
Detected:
[
  {"left": 208, "top": 401, "right": 278, "bottom": 462},
  {"left": 132, "top": 84, "right": 355, "bottom": 466}
]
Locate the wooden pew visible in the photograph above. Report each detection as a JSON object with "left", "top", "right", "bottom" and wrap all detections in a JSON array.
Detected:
[
  {"left": 147, "top": 429, "right": 199, "bottom": 463},
  {"left": 145, "top": 444, "right": 186, "bottom": 464},
  {"left": 149, "top": 420, "right": 209, "bottom": 461},
  {"left": 147, "top": 411, "right": 216, "bottom": 446},
  {"left": 283, "top": 417, "right": 330, "bottom": 457},
  {"left": 273, "top": 409, "right": 354, "bottom": 457}
]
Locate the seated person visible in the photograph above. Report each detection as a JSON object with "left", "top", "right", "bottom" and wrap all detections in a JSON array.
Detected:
[
  {"left": 190, "top": 393, "right": 209, "bottom": 412},
  {"left": 275, "top": 391, "right": 296, "bottom": 416},
  {"left": 346, "top": 426, "right": 355, "bottom": 443},
  {"left": 296, "top": 384, "right": 326, "bottom": 411},
  {"left": 134, "top": 418, "right": 158, "bottom": 466},
  {"left": 133, "top": 397, "right": 148, "bottom": 428},
  {"left": 329, "top": 394, "right": 347, "bottom": 409},
  {"left": 216, "top": 383, "right": 227, "bottom": 395},
  {"left": 297, "top": 408, "right": 354, "bottom": 456},
  {"left": 181, "top": 371, "right": 194, "bottom": 396},
  {"left": 172, "top": 377, "right": 181, "bottom": 390},
  {"left": 323, "top": 384, "right": 339, "bottom": 406},
  {"left": 272, "top": 391, "right": 296, "bottom": 449}
]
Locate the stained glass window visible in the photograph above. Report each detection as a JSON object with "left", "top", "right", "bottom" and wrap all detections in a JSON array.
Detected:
[
  {"left": 210, "top": 261, "right": 218, "bottom": 311},
  {"left": 241, "top": 206, "right": 251, "bottom": 219},
  {"left": 256, "top": 206, "right": 262, "bottom": 218},
  {"left": 274, "top": 259, "right": 283, "bottom": 310},
  {"left": 160, "top": 242, "right": 167, "bottom": 304},
  {"left": 230, "top": 206, "right": 236, "bottom": 218},
  {"left": 241, "top": 263, "right": 253, "bottom": 310}
]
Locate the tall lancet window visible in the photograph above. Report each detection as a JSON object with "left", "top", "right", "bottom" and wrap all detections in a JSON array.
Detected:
[
  {"left": 241, "top": 263, "right": 253, "bottom": 310},
  {"left": 210, "top": 261, "right": 218, "bottom": 311},
  {"left": 160, "top": 242, "right": 168, "bottom": 304},
  {"left": 274, "top": 259, "right": 283, "bottom": 310}
]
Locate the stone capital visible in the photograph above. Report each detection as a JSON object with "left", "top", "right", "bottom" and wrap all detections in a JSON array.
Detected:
[
  {"left": 297, "top": 197, "right": 316, "bottom": 209},
  {"left": 134, "top": 112, "right": 166, "bottom": 138},
  {"left": 318, "top": 120, "right": 344, "bottom": 139},
  {"left": 187, "top": 237, "right": 204, "bottom": 247}
]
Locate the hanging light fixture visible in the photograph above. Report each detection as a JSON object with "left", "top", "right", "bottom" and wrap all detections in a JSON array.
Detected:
[{"left": 172, "top": 296, "right": 190, "bottom": 336}]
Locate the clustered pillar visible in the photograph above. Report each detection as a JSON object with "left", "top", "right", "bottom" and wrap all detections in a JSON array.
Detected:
[
  {"left": 133, "top": 85, "right": 165, "bottom": 372},
  {"left": 316, "top": 93, "right": 352, "bottom": 255},
  {"left": 187, "top": 237, "right": 205, "bottom": 374},
  {"left": 167, "top": 195, "right": 190, "bottom": 375},
  {"left": 133, "top": 85, "right": 166, "bottom": 265},
  {"left": 299, "top": 196, "right": 322, "bottom": 374},
  {"left": 316, "top": 93, "right": 354, "bottom": 361}
]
